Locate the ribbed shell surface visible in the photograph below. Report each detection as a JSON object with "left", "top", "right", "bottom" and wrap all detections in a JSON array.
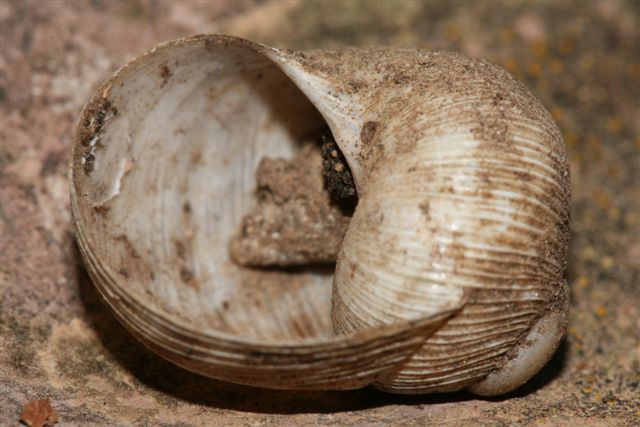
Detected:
[{"left": 322, "top": 50, "right": 571, "bottom": 393}]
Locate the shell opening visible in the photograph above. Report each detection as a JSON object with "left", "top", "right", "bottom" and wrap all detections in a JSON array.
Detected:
[{"left": 72, "top": 37, "right": 354, "bottom": 343}]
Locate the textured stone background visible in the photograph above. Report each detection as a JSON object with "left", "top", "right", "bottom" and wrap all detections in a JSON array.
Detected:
[{"left": 1, "top": 1, "right": 638, "bottom": 425}]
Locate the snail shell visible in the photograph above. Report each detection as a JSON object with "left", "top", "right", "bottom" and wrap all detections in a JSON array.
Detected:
[{"left": 70, "top": 35, "right": 570, "bottom": 395}]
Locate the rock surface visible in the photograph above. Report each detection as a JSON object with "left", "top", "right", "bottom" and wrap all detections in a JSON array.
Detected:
[{"left": 1, "top": 1, "right": 638, "bottom": 425}]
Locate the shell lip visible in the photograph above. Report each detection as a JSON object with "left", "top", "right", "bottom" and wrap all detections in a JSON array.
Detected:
[
  {"left": 77, "top": 215, "right": 464, "bottom": 350},
  {"left": 74, "top": 203, "right": 464, "bottom": 349},
  {"left": 73, "top": 198, "right": 464, "bottom": 351}
]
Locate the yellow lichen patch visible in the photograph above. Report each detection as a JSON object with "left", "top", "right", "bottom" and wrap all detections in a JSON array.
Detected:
[
  {"left": 607, "top": 207, "right": 620, "bottom": 221},
  {"left": 532, "top": 41, "right": 548, "bottom": 57},
  {"left": 527, "top": 62, "right": 542, "bottom": 77},
  {"left": 551, "top": 107, "right": 565, "bottom": 122},
  {"left": 596, "top": 306, "right": 608, "bottom": 318},
  {"left": 444, "top": 24, "right": 460, "bottom": 41},
  {"left": 500, "top": 29, "right": 515, "bottom": 42},
  {"left": 624, "top": 211, "right": 638, "bottom": 227},
  {"left": 535, "top": 79, "right": 548, "bottom": 94},
  {"left": 587, "top": 136, "right": 601, "bottom": 149},
  {"left": 591, "top": 188, "right": 610, "bottom": 209},
  {"left": 558, "top": 38, "right": 574, "bottom": 54},
  {"left": 627, "top": 63, "right": 640, "bottom": 80},
  {"left": 580, "top": 246, "right": 596, "bottom": 261},
  {"left": 600, "top": 256, "right": 614, "bottom": 269},
  {"left": 502, "top": 58, "right": 519, "bottom": 74},
  {"left": 568, "top": 327, "right": 583, "bottom": 342},
  {"left": 607, "top": 116, "right": 623, "bottom": 134},
  {"left": 549, "top": 59, "right": 564, "bottom": 75},
  {"left": 564, "top": 132, "right": 578, "bottom": 147},
  {"left": 576, "top": 277, "right": 589, "bottom": 288}
]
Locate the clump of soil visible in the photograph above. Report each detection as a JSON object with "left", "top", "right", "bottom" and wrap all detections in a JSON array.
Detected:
[
  {"left": 229, "top": 137, "right": 356, "bottom": 267},
  {"left": 321, "top": 135, "right": 357, "bottom": 206}
]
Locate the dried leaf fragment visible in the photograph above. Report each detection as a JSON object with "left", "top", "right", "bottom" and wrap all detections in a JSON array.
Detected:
[{"left": 20, "top": 398, "right": 58, "bottom": 427}]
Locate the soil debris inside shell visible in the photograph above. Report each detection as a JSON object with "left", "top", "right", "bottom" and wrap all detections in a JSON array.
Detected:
[
  {"left": 229, "top": 133, "right": 357, "bottom": 267},
  {"left": 77, "top": 97, "right": 117, "bottom": 175},
  {"left": 321, "top": 134, "right": 357, "bottom": 206}
]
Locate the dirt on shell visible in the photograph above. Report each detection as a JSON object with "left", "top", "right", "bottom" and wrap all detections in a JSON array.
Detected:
[{"left": 229, "top": 140, "right": 354, "bottom": 267}]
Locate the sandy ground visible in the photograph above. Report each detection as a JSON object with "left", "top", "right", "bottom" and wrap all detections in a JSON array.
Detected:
[{"left": 1, "top": 1, "right": 638, "bottom": 425}]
